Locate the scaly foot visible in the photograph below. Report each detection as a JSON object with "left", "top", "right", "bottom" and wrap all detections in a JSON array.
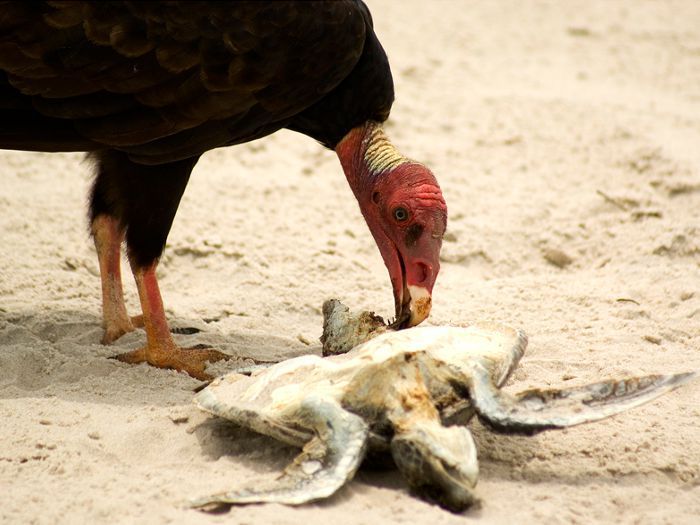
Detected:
[
  {"left": 102, "top": 314, "right": 145, "bottom": 345},
  {"left": 114, "top": 342, "right": 230, "bottom": 381}
]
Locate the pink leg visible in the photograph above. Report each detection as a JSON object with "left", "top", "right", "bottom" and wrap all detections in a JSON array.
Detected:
[
  {"left": 92, "top": 215, "right": 144, "bottom": 344},
  {"left": 113, "top": 259, "right": 229, "bottom": 380}
]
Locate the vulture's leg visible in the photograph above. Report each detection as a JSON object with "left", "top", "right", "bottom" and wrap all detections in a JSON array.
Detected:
[
  {"left": 117, "top": 259, "right": 229, "bottom": 380},
  {"left": 90, "top": 158, "right": 145, "bottom": 343},
  {"left": 91, "top": 214, "right": 143, "bottom": 343},
  {"left": 91, "top": 151, "right": 229, "bottom": 380}
]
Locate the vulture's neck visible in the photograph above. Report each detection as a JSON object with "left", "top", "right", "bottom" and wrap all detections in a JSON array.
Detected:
[{"left": 335, "top": 121, "right": 411, "bottom": 199}]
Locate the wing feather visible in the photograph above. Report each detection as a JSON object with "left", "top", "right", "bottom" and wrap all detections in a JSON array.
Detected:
[{"left": 0, "top": 1, "right": 367, "bottom": 156}]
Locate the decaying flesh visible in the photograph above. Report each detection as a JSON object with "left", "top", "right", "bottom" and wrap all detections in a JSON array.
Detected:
[
  {"left": 191, "top": 300, "right": 696, "bottom": 512},
  {"left": 320, "top": 299, "right": 389, "bottom": 356}
]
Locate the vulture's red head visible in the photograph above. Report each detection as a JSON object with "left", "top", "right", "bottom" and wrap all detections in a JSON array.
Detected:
[{"left": 336, "top": 122, "right": 447, "bottom": 328}]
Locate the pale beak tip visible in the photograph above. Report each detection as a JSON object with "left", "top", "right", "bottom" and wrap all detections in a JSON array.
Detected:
[{"left": 406, "top": 285, "right": 432, "bottom": 327}]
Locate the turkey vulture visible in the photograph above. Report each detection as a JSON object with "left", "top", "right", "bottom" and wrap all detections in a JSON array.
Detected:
[{"left": 0, "top": 1, "right": 447, "bottom": 380}]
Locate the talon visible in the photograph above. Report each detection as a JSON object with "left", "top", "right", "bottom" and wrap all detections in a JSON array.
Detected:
[{"left": 101, "top": 322, "right": 136, "bottom": 345}]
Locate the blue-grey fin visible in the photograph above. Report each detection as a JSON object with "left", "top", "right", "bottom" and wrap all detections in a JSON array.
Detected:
[
  {"left": 470, "top": 370, "right": 697, "bottom": 435},
  {"left": 190, "top": 397, "right": 369, "bottom": 508}
]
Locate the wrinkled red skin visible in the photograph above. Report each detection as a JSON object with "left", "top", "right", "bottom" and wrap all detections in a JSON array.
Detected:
[{"left": 336, "top": 123, "right": 447, "bottom": 326}]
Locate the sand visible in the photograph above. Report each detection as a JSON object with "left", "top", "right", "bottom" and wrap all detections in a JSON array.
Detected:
[{"left": 1, "top": 1, "right": 699, "bottom": 523}]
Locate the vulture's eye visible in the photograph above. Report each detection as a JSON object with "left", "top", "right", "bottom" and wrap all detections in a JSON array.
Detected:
[{"left": 393, "top": 207, "right": 409, "bottom": 222}]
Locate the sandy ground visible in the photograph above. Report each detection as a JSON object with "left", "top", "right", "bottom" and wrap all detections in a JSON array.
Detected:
[{"left": 2, "top": 1, "right": 700, "bottom": 524}]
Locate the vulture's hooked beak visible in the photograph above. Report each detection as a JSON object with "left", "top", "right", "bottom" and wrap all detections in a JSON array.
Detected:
[{"left": 388, "top": 232, "right": 441, "bottom": 329}]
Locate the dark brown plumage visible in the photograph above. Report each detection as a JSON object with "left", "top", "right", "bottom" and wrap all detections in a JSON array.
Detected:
[
  {"left": 1, "top": 1, "right": 447, "bottom": 380},
  {"left": 0, "top": 1, "right": 389, "bottom": 158}
]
